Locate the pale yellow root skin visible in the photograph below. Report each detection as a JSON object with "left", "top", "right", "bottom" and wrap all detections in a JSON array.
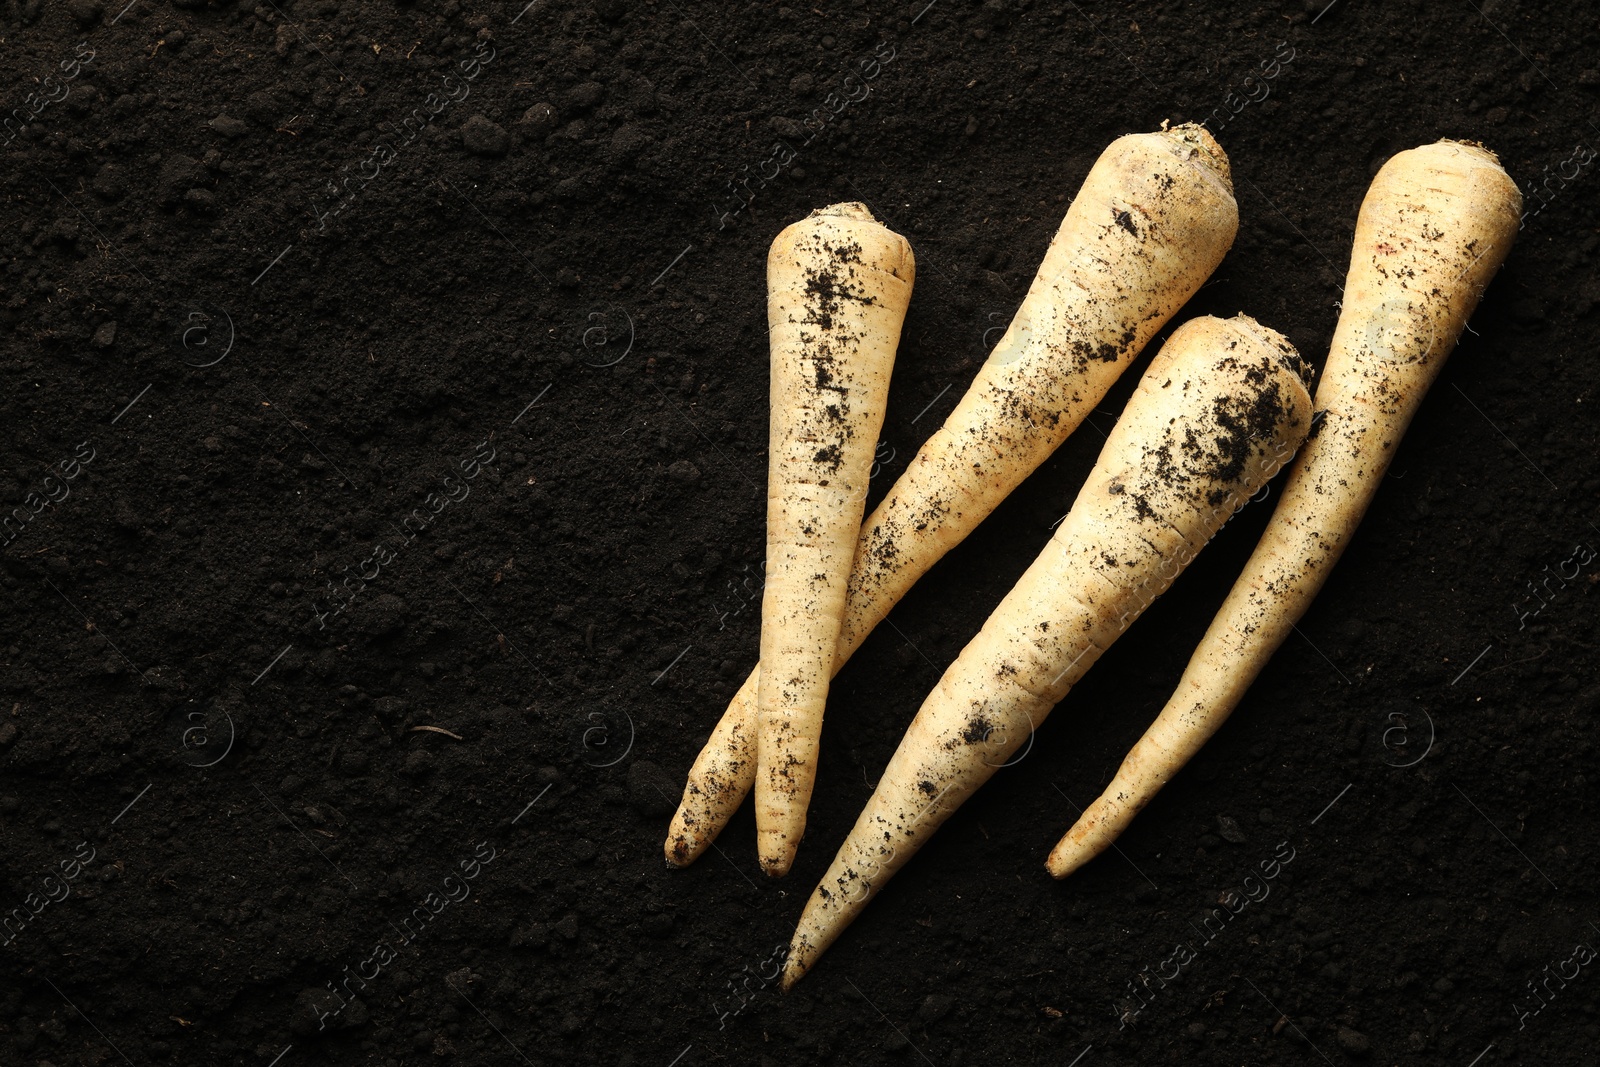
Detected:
[
  {"left": 756, "top": 202, "right": 915, "bottom": 878},
  {"left": 781, "top": 314, "right": 1314, "bottom": 987},
  {"left": 667, "top": 123, "right": 1239, "bottom": 869},
  {"left": 1046, "top": 140, "right": 1523, "bottom": 881}
]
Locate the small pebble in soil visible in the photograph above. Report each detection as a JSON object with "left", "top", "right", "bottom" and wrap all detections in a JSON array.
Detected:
[
  {"left": 1216, "top": 814, "right": 1248, "bottom": 843},
  {"left": 209, "top": 114, "right": 249, "bottom": 138},
  {"left": 519, "top": 102, "right": 557, "bottom": 136},
  {"left": 460, "top": 114, "right": 509, "bottom": 157},
  {"left": 565, "top": 82, "right": 604, "bottom": 111},
  {"left": 917, "top": 994, "right": 955, "bottom": 1025},
  {"left": 609, "top": 123, "right": 652, "bottom": 163},
  {"left": 66, "top": 0, "right": 102, "bottom": 25},
  {"left": 1336, "top": 1027, "right": 1372, "bottom": 1056},
  {"left": 772, "top": 115, "right": 807, "bottom": 141}
]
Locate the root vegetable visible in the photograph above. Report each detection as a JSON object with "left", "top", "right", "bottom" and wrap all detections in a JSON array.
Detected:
[
  {"left": 1046, "top": 140, "right": 1522, "bottom": 881},
  {"left": 783, "top": 314, "right": 1314, "bottom": 985},
  {"left": 756, "top": 202, "right": 916, "bottom": 878},
  {"left": 667, "top": 123, "right": 1240, "bottom": 869}
]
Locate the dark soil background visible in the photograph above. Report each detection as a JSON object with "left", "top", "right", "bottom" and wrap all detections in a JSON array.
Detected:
[{"left": 2, "top": 0, "right": 1598, "bottom": 1064}]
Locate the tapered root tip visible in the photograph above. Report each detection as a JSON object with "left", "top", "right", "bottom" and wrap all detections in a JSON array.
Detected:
[
  {"left": 664, "top": 807, "right": 710, "bottom": 868},
  {"left": 758, "top": 827, "right": 799, "bottom": 878},
  {"left": 780, "top": 937, "right": 814, "bottom": 990},
  {"left": 759, "top": 852, "right": 795, "bottom": 879},
  {"left": 663, "top": 834, "right": 693, "bottom": 868},
  {"left": 1045, "top": 836, "right": 1091, "bottom": 880},
  {"left": 1047, "top": 795, "right": 1134, "bottom": 880}
]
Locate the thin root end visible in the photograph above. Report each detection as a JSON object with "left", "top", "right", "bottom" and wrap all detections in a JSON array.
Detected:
[
  {"left": 780, "top": 953, "right": 809, "bottom": 991},
  {"left": 759, "top": 854, "right": 794, "bottom": 880},
  {"left": 757, "top": 827, "right": 799, "bottom": 878},
  {"left": 1046, "top": 829, "right": 1102, "bottom": 880},
  {"left": 663, "top": 813, "right": 705, "bottom": 868},
  {"left": 1045, "top": 853, "right": 1075, "bottom": 880}
]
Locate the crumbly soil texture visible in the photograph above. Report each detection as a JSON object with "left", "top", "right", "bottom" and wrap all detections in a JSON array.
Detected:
[{"left": 3, "top": 1, "right": 1599, "bottom": 1065}]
